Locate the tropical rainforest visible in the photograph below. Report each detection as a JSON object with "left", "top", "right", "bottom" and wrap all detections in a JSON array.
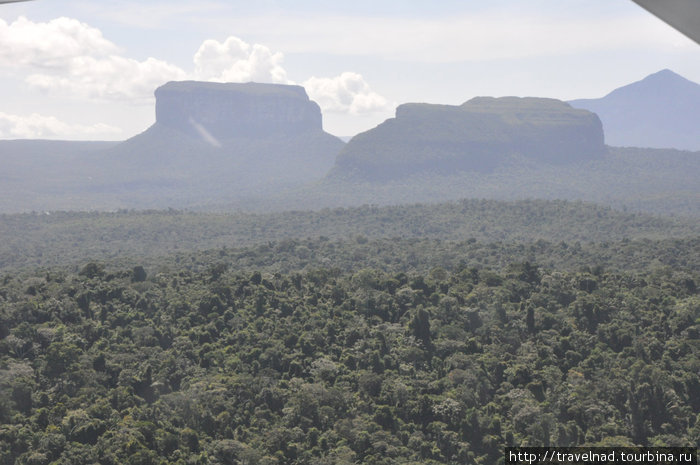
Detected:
[
  {"left": 2, "top": 199, "right": 698, "bottom": 272},
  {"left": 0, "top": 199, "right": 698, "bottom": 464}
]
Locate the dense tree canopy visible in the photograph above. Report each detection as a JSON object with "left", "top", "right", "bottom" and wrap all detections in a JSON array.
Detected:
[
  {"left": 1, "top": 243, "right": 697, "bottom": 464},
  {"left": 0, "top": 199, "right": 697, "bottom": 464},
  {"left": 1, "top": 199, "right": 698, "bottom": 272}
]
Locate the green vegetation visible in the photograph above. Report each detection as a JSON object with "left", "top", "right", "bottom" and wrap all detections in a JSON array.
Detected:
[
  {"left": 1, "top": 198, "right": 697, "bottom": 464},
  {"left": 1, "top": 248, "right": 697, "bottom": 464},
  {"left": 331, "top": 97, "right": 605, "bottom": 181},
  {"left": 1, "top": 199, "right": 698, "bottom": 272},
  {"left": 312, "top": 147, "right": 700, "bottom": 217},
  {"left": 1, "top": 138, "right": 697, "bottom": 216}
]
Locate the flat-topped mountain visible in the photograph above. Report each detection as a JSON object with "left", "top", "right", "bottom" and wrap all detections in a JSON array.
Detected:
[
  {"left": 0, "top": 81, "right": 344, "bottom": 212},
  {"left": 0, "top": 81, "right": 696, "bottom": 215},
  {"left": 569, "top": 69, "right": 700, "bottom": 150},
  {"left": 95, "top": 81, "right": 344, "bottom": 203},
  {"left": 155, "top": 81, "right": 323, "bottom": 142},
  {"left": 330, "top": 97, "right": 605, "bottom": 181}
]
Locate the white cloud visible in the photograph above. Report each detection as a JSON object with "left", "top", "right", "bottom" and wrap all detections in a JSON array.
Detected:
[
  {"left": 194, "top": 36, "right": 289, "bottom": 84},
  {"left": 0, "top": 15, "right": 392, "bottom": 137},
  {"left": 0, "top": 16, "right": 186, "bottom": 102},
  {"left": 303, "top": 72, "right": 391, "bottom": 115},
  {"left": 0, "top": 16, "right": 118, "bottom": 68},
  {"left": 26, "top": 56, "right": 188, "bottom": 102},
  {"left": 193, "top": 37, "right": 391, "bottom": 115},
  {"left": 0, "top": 112, "right": 122, "bottom": 139}
]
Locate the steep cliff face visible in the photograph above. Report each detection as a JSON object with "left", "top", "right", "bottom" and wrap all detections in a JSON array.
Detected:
[
  {"left": 99, "top": 81, "right": 343, "bottom": 203},
  {"left": 154, "top": 81, "right": 323, "bottom": 141},
  {"left": 331, "top": 97, "right": 606, "bottom": 181},
  {"left": 456, "top": 97, "right": 605, "bottom": 163}
]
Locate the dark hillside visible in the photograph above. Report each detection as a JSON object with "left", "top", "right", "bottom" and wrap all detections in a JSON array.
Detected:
[
  {"left": 0, "top": 82, "right": 345, "bottom": 212},
  {"left": 331, "top": 97, "right": 605, "bottom": 181},
  {"left": 94, "top": 81, "right": 344, "bottom": 203},
  {"left": 0, "top": 140, "right": 118, "bottom": 211}
]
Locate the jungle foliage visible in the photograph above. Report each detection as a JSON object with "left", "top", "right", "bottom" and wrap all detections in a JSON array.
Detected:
[
  {"left": 1, "top": 199, "right": 698, "bottom": 272},
  {"left": 0, "top": 237, "right": 698, "bottom": 464},
  {"left": 1, "top": 197, "right": 698, "bottom": 464}
]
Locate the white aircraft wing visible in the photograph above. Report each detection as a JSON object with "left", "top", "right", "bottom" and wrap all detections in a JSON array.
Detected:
[{"left": 631, "top": 0, "right": 700, "bottom": 45}]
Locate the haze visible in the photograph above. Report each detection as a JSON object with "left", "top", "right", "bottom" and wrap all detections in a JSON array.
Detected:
[{"left": 0, "top": 0, "right": 698, "bottom": 140}]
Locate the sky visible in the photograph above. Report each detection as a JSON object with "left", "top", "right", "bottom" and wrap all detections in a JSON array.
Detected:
[{"left": 0, "top": 0, "right": 698, "bottom": 140}]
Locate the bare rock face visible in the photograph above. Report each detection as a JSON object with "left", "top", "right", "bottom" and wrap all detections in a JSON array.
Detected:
[
  {"left": 331, "top": 97, "right": 606, "bottom": 181},
  {"left": 154, "top": 81, "right": 323, "bottom": 141},
  {"left": 99, "top": 81, "right": 343, "bottom": 203}
]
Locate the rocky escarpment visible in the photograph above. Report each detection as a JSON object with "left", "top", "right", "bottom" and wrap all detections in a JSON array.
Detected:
[
  {"left": 154, "top": 81, "right": 323, "bottom": 142},
  {"left": 97, "top": 81, "right": 343, "bottom": 204},
  {"left": 331, "top": 97, "right": 606, "bottom": 181}
]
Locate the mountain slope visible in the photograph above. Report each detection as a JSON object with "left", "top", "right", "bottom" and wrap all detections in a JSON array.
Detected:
[
  {"left": 96, "top": 81, "right": 344, "bottom": 200},
  {"left": 330, "top": 97, "right": 605, "bottom": 182},
  {"left": 0, "top": 82, "right": 345, "bottom": 212},
  {"left": 569, "top": 69, "right": 700, "bottom": 150}
]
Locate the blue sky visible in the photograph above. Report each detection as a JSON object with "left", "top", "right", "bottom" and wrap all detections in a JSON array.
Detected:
[{"left": 0, "top": 0, "right": 698, "bottom": 139}]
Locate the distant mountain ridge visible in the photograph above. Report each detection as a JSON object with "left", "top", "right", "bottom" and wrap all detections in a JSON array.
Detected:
[
  {"left": 0, "top": 81, "right": 346, "bottom": 210},
  {"left": 155, "top": 81, "right": 323, "bottom": 142},
  {"left": 91, "top": 81, "right": 345, "bottom": 205},
  {"left": 330, "top": 97, "right": 605, "bottom": 181},
  {"left": 0, "top": 74, "right": 697, "bottom": 215},
  {"left": 569, "top": 69, "right": 700, "bottom": 150}
]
